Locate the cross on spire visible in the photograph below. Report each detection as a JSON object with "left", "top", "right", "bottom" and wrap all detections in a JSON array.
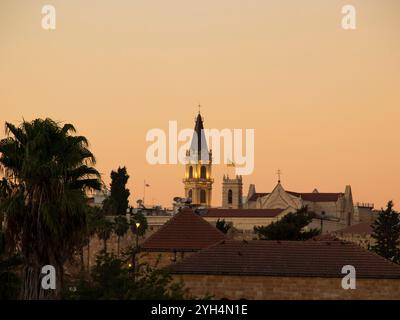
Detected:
[
  {"left": 276, "top": 169, "right": 282, "bottom": 183},
  {"left": 198, "top": 104, "right": 201, "bottom": 114}
]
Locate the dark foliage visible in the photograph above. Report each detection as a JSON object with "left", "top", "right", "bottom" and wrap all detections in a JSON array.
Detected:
[
  {"left": 371, "top": 201, "right": 400, "bottom": 263},
  {"left": 254, "top": 206, "right": 320, "bottom": 240}
]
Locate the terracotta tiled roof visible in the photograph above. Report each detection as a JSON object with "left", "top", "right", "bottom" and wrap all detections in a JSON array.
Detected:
[
  {"left": 287, "top": 192, "right": 343, "bottom": 202},
  {"left": 249, "top": 190, "right": 343, "bottom": 203},
  {"left": 203, "top": 208, "right": 285, "bottom": 218},
  {"left": 141, "top": 209, "right": 225, "bottom": 252},
  {"left": 168, "top": 240, "right": 400, "bottom": 279},
  {"left": 335, "top": 222, "right": 373, "bottom": 235},
  {"left": 248, "top": 193, "right": 269, "bottom": 202}
]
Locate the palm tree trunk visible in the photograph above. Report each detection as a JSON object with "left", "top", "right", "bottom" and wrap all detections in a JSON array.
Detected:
[
  {"left": 21, "top": 258, "right": 63, "bottom": 300},
  {"left": 80, "top": 247, "right": 84, "bottom": 272},
  {"left": 117, "top": 236, "right": 120, "bottom": 256},
  {"left": 21, "top": 262, "right": 41, "bottom": 300},
  {"left": 87, "top": 239, "right": 90, "bottom": 270}
]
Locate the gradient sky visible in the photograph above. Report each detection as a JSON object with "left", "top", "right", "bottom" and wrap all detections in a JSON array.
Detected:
[{"left": 1, "top": 0, "right": 399, "bottom": 209}]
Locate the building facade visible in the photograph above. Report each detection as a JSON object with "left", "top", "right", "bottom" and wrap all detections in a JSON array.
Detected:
[{"left": 244, "top": 182, "right": 356, "bottom": 228}]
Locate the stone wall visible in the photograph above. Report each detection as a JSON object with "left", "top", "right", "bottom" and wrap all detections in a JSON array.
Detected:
[
  {"left": 173, "top": 274, "right": 400, "bottom": 300},
  {"left": 139, "top": 251, "right": 196, "bottom": 269},
  {"left": 336, "top": 233, "right": 374, "bottom": 249},
  {"left": 204, "top": 216, "right": 278, "bottom": 232}
]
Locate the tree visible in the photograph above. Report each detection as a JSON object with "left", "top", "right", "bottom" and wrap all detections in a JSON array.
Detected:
[
  {"left": 96, "top": 217, "right": 114, "bottom": 252},
  {"left": 254, "top": 206, "right": 320, "bottom": 240},
  {"left": 131, "top": 210, "right": 148, "bottom": 237},
  {"left": 216, "top": 219, "right": 231, "bottom": 234},
  {"left": 114, "top": 215, "right": 129, "bottom": 256},
  {"left": 85, "top": 206, "right": 102, "bottom": 270},
  {"left": 103, "top": 167, "right": 130, "bottom": 215},
  {"left": 0, "top": 118, "right": 101, "bottom": 299},
  {"left": 0, "top": 228, "right": 21, "bottom": 299},
  {"left": 371, "top": 201, "right": 400, "bottom": 263},
  {"left": 63, "top": 251, "right": 189, "bottom": 300}
]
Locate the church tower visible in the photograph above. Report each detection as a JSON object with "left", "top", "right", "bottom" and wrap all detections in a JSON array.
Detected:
[
  {"left": 222, "top": 175, "right": 243, "bottom": 209},
  {"left": 183, "top": 111, "right": 213, "bottom": 207}
]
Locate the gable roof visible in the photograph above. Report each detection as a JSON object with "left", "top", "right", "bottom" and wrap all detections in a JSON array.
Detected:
[
  {"left": 141, "top": 209, "right": 225, "bottom": 252},
  {"left": 203, "top": 208, "right": 285, "bottom": 218},
  {"left": 335, "top": 222, "right": 373, "bottom": 235},
  {"left": 248, "top": 192, "right": 269, "bottom": 202},
  {"left": 168, "top": 240, "right": 400, "bottom": 279}
]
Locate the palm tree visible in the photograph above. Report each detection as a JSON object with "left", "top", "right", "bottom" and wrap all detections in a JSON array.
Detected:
[
  {"left": 0, "top": 118, "right": 101, "bottom": 299},
  {"left": 114, "top": 215, "right": 129, "bottom": 256},
  {"left": 96, "top": 217, "right": 114, "bottom": 252},
  {"left": 85, "top": 206, "right": 102, "bottom": 270},
  {"left": 0, "top": 178, "right": 12, "bottom": 227}
]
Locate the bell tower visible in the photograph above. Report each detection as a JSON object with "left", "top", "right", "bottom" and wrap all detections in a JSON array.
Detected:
[
  {"left": 222, "top": 175, "right": 243, "bottom": 209},
  {"left": 183, "top": 111, "right": 213, "bottom": 207}
]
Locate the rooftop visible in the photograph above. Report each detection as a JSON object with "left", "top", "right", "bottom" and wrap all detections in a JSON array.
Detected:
[
  {"left": 287, "top": 191, "right": 343, "bottom": 202},
  {"left": 335, "top": 222, "right": 373, "bottom": 235},
  {"left": 168, "top": 240, "right": 400, "bottom": 279},
  {"left": 141, "top": 209, "right": 225, "bottom": 252},
  {"left": 203, "top": 208, "right": 285, "bottom": 218}
]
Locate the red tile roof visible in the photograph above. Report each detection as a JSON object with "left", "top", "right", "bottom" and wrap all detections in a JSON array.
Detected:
[
  {"left": 168, "top": 240, "right": 400, "bottom": 279},
  {"left": 141, "top": 209, "right": 225, "bottom": 252},
  {"left": 287, "top": 192, "right": 343, "bottom": 202},
  {"left": 203, "top": 208, "right": 285, "bottom": 218},
  {"left": 335, "top": 222, "right": 373, "bottom": 235},
  {"left": 248, "top": 191, "right": 343, "bottom": 203},
  {"left": 247, "top": 193, "right": 269, "bottom": 202}
]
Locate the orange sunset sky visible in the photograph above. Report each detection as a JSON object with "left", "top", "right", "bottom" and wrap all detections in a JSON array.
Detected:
[{"left": 1, "top": 0, "right": 399, "bottom": 209}]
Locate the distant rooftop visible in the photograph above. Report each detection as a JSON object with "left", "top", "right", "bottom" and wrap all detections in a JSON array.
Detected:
[
  {"left": 203, "top": 208, "right": 285, "bottom": 218},
  {"left": 287, "top": 191, "right": 343, "bottom": 202},
  {"left": 335, "top": 222, "right": 373, "bottom": 235}
]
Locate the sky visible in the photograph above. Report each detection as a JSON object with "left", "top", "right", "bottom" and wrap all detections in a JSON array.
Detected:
[{"left": 0, "top": 0, "right": 399, "bottom": 209}]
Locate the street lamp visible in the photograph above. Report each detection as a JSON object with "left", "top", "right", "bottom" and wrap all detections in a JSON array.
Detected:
[
  {"left": 131, "top": 221, "right": 141, "bottom": 280},
  {"left": 135, "top": 222, "right": 141, "bottom": 249}
]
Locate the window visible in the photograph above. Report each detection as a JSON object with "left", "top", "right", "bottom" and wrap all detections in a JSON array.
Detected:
[
  {"left": 200, "top": 189, "right": 206, "bottom": 203},
  {"left": 200, "top": 165, "right": 207, "bottom": 179},
  {"left": 189, "top": 166, "right": 193, "bottom": 178},
  {"left": 228, "top": 189, "right": 233, "bottom": 204},
  {"left": 188, "top": 189, "right": 192, "bottom": 199}
]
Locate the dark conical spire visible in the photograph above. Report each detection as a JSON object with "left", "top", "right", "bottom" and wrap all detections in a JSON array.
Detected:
[{"left": 189, "top": 111, "right": 209, "bottom": 161}]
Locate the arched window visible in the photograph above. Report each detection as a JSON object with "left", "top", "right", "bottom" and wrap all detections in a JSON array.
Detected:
[
  {"left": 189, "top": 166, "right": 193, "bottom": 178},
  {"left": 188, "top": 189, "right": 192, "bottom": 199},
  {"left": 200, "top": 166, "right": 207, "bottom": 179},
  {"left": 200, "top": 190, "right": 206, "bottom": 203},
  {"left": 228, "top": 189, "right": 233, "bottom": 204}
]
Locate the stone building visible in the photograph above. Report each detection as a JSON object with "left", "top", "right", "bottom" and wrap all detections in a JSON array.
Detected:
[
  {"left": 140, "top": 209, "right": 225, "bottom": 267},
  {"left": 168, "top": 240, "right": 400, "bottom": 300},
  {"left": 244, "top": 181, "right": 356, "bottom": 232},
  {"left": 222, "top": 175, "right": 243, "bottom": 209},
  {"left": 202, "top": 208, "right": 291, "bottom": 239},
  {"left": 334, "top": 222, "right": 374, "bottom": 248}
]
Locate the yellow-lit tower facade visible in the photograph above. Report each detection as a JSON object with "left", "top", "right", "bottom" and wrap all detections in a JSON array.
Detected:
[{"left": 183, "top": 112, "right": 213, "bottom": 207}]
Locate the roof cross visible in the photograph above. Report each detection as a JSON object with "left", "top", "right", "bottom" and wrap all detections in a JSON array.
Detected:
[{"left": 276, "top": 169, "right": 282, "bottom": 183}]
